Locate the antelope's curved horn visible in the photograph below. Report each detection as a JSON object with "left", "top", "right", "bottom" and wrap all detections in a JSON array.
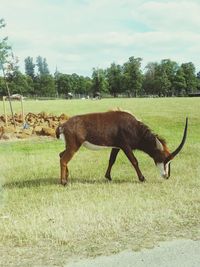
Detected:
[{"left": 165, "top": 117, "right": 188, "bottom": 164}]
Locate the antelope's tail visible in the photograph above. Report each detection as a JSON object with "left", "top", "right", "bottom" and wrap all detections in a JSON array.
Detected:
[{"left": 55, "top": 126, "right": 63, "bottom": 139}]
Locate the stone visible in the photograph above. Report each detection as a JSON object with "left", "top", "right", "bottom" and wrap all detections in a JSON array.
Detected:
[{"left": 41, "top": 127, "right": 55, "bottom": 137}]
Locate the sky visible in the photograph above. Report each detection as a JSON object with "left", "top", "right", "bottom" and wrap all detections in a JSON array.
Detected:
[{"left": 1, "top": 0, "right": 200, "bottom": 76}]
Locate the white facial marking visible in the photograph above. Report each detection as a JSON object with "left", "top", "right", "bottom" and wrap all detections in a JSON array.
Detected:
[
  {"left": 156, "top": 138, "right": 164, "bottom": 151},
  {"left": 157, "top": 163, "right": 166, "bottom": 178},
  {"left": 165, "top": 163, "right": 169, "bottom": 175}
]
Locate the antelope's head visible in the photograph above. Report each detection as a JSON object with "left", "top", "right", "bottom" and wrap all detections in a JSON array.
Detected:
[{"left": 156, "top": 118, "right": 188, "bottom": 179}]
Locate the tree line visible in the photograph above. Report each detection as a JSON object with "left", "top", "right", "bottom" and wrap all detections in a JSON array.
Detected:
[{"left": 1, "top": 19, "right": 200, "bottom": 98}]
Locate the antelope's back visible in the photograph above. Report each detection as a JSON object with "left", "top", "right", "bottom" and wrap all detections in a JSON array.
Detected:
[{"left": 76, "top": 111, "right": 138, "bottom": 145}]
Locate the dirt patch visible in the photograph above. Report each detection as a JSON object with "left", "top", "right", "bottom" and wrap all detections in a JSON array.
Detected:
[{"left": 0, "top": 112, "right": 69, "bottom": 140}]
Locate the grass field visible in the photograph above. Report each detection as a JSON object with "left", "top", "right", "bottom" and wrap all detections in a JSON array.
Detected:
[{"left": 0, "top": 97, "right": 200, "bottom": 266}]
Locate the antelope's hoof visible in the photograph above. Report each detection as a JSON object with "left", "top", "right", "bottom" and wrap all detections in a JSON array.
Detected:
[
  {"left": 105, "top": 174, "right": 112, "bottom": 181},
  {"left": 139, "top": 176, "right": 146, "bottom": 182},
  {"left": 61, "top": 179, "right": 68, "bottom": 186}
]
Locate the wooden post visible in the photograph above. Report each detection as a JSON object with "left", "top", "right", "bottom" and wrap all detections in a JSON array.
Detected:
[
  {"left": 0, "top": 61, "right": 16, "bottom": 128},
  {"left": 20, "top": 96, "right": 25, "bottom": 124},
  {"left": 3, "top": 96, "right": 8, "bottom": 126}
]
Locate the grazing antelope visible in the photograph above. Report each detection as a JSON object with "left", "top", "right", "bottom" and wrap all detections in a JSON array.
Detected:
[{"left": 56, "top": 110, "right": 188, "bottom": 185}]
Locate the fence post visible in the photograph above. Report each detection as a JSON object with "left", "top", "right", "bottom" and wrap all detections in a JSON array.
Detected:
[
  {"left": 20, "top": 96, "right": 25, "bottom": 124},
  {"left": 3, "top": 96, "right": 8, "bottom": 127},
  {"left": 1, "top": 61, "right": 16, "bottom": 128}
]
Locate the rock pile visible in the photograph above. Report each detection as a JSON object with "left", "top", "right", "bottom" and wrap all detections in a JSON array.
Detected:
[{"left": 0, "top": 112, "right": 69, "bottom": 140}]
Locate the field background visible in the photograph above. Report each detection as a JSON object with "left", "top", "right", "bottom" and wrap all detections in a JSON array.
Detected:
[{"left": 0, "top": 97, "right": 200, "bottom": 266}]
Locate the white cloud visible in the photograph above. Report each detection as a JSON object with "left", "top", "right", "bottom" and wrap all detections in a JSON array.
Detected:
[
  {"left": 1, "top": 0, "right": 200, "bottom": 75},
  {"left": 133, "top": 1, "right": 200, "bottom": 32}
]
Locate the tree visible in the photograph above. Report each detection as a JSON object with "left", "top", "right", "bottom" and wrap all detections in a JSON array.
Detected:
[
  {"left": 91, "top": 68, "right": 108, "bottom": 96},
  {"left": 123, "top": 57, "right": 143, "bottom": 97},
  {"left": 143, "top": 59, "right": 180, "bottom": 96},
  {"left": 70, "top": 73, "right": 81, "bottom": 94},
  {"left": 34, "top": 74, "right": 56, "bottom": 96},
  {"left": 8, "top": 70, "right": 30, "bottom": 95},
  {"left": 143, "top": 62, "right": 158, "bottom": 95},
  {"left": 0, "top": 19, "right": 11, "bottom": 67},
  {"left": 106, "top": 63, "right": 123, "bottom": 97},
  {"left": 0, "top": 18, "right": 18, "bottom": 127},
  {"left": 160, "top": 59, "right": 178, "bottom": 79},
  {"left": 55, "top": 72, "right": 92, "bottom": 97},
  {"left": 43, "top": 58, "right": 49, "bottom": 75},
  {"left": 173, "top": 67, "right": 186, "bottom": 96},
  {"left": 26, "top": 75, "right": 35, "bottom": 95},
  {"left": 181, "top": 62, "right": 197, "bottom": 95},
  {"left": 197, "top": 71, "right": 200, "bottom": 91},
  {"left": 36, "top": 56, "right": 49, "bottom": 75},
  {"left": 154, "top": 70, "right": 171, "bottom": 97},
  {"left": 158, "top": 59, "right": 178, "bottom": 96},
  {"left": 77, "top": 75, "right": 91, "bottom": 95},
  {"left": 0, "top": 76, "right": 6, "bottom": 95},
  {"left": 0, "top": 18, "right": 19, "bottom": 96},
  {"left": 33, "top": 56, "right": 53, "bottom": 96},
  {"left": 84, "top": 77, "right": 92, "bottom": 95},
  {"left": 56, "top": 73, "right": 72, "bottom": 96},
  {"left": 24, "top": 56, "right": 35, "bottom": 79}
]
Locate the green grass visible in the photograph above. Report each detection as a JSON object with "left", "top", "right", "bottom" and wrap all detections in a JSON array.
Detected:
[{"left": 0, "top": 97, "right": 200, "bottom": 266}]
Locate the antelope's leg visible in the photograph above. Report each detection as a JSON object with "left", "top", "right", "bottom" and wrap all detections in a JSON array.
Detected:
[
  {"left": 60, "top": 145, "right": 80, "bottom": 185},
  {"left": 59, "top": 150, "right": 65, "bottom": 158},
  {"left": 122, "top": 147, "right": 145, "bottom": 182},
  {"left": 105, "top": 148, "right": 120, "bottom": 180}
]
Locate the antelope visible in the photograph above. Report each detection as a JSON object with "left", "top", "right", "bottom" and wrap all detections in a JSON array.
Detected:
[{"left": 56, "top": 110, "right": 188, "bottom": 185}]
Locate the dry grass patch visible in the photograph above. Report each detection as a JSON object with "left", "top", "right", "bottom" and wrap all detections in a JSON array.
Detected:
[{"left": 0, "top": 97, "right": 200, "bottom": 266}]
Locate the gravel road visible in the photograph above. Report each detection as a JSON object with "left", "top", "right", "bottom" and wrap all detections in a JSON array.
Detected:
[{"left": 66, "top": 239, "right": 200, "bottom": 267}]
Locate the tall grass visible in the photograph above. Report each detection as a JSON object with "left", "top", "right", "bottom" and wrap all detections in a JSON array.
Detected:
[{"left": 0, "top": 97, "right": 200, "bottom": 266}]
